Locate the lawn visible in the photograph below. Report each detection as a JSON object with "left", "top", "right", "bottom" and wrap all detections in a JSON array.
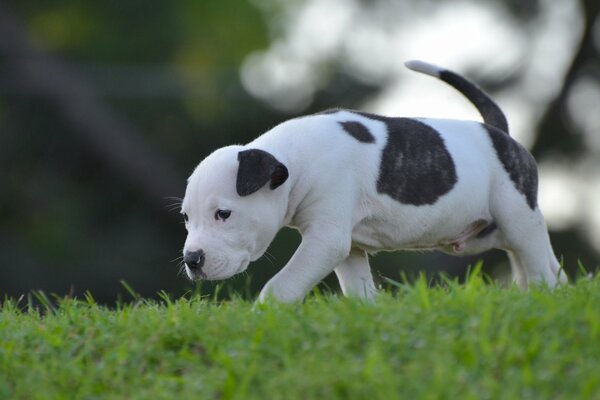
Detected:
[{"left": 1, "top": 272, "right": 599, "bottom": 399}]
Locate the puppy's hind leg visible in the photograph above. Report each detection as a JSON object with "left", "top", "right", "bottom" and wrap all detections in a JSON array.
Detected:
[
  {"left": 334, "top": 248, "right": 377, "bottom": 301},
  {"left": 507, "top": 250, "right": 527, "bottom": 290},
  {"left": 500, "top": 208, "right": 565, "bottom": 288}
]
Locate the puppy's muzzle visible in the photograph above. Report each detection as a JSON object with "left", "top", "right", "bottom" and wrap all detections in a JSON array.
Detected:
[{"left": 184, "top": 249, "right": 205, "bottom": 273}]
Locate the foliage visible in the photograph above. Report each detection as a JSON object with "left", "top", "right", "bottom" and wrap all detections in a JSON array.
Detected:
[
  {"left": 1, "top": 274, "right": 600, "bottom": 399},
  {"left": 0, "top": 0, "right": 277, "bottom": 303}
]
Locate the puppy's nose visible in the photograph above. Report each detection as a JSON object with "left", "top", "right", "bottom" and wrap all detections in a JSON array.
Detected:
[{"left": 184, "top": 250, "right": 205, "bottom": 270}]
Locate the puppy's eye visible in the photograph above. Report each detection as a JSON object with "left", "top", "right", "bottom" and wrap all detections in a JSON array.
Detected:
[
  {"left": 215, "top": 209, "right": 231, "bottom": 221},
  {"left": 182, "top": 212, "right": 189, "bottom": 222}
]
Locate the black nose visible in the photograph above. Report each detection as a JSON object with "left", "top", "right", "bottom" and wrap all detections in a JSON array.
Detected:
[{"left": 184, "top": 250, "right": 205, "bottom": 270}]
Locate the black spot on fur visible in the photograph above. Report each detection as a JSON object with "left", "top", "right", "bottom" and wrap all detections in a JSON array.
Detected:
[
  {"left": 339, "top": 121, "right": 375, "bottom": 143},
  {"left": 356, "top": 113, "right": 457, "bottom": 205},
  {"left": 476, "top": 222, "right": 497, "bottom": 238},
  {"left": 484, "top": 124, "right": 538, "bottom": 209}
]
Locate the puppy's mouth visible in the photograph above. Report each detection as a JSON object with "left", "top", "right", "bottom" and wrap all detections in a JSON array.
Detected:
[
  {"left": 184, "top": 266, "right": 206, "bottom": 281},
  {"left": 185, "top": 258, "right": 250, "bottom": 282}
]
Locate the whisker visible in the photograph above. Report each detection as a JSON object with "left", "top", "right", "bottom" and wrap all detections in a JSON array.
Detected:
[
  {"left": 266, "top": 250, "right": 277, "bottom": 262},
  {"left": 177, "top": 261, "right": 188, "bottom": 278},
  {"left": 261, "top": 251, "right": 277, "bottom": 267},
  {"left": 166, "top": 204, "right": 183, "bottom": 212},
  {"left": 164, "top": 196, "right": 184, "bottom": 213}
]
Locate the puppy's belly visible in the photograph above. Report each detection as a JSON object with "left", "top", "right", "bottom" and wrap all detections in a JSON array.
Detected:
[{"left": 351, "top": 217, "right": 493, "bottom": 254}]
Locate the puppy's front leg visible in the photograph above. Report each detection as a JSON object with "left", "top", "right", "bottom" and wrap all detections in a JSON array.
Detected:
[{"left": 258, "top": 228, "right": 351, "bottom": 303}]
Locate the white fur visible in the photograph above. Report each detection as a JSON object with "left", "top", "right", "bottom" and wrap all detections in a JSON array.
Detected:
[
  {"left": 182, "top": 111, "right": 566, "bottom": 302},
  {"left": 404, "top": 60, "right": 443, "bottom": 78}
]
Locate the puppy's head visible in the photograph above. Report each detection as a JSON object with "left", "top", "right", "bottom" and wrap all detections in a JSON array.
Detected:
[{"left": 180, "top": 146, "right": 289, "bottom": 281}]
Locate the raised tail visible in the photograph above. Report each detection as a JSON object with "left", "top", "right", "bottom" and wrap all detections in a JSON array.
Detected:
[{"left": 405, "top": 60, "right": 509, "bottom": 134}]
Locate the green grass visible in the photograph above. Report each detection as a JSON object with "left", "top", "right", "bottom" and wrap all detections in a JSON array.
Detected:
[{"left": 2, "top": 273, "right": 600, "bottom": 399}]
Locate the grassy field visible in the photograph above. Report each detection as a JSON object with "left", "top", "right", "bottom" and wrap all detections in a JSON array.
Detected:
[{"left": 1, "top": 272, "right": 600, "bottom": 400}]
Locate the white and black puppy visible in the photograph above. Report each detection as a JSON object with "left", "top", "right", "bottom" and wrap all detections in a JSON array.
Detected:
[{"left": 180, "top": 60, "right": 566, "bottom": 302}]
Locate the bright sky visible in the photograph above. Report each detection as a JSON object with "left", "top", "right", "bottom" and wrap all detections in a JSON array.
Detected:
[{"left": 241, "top": 0, "right": 600, "bottom": 252}]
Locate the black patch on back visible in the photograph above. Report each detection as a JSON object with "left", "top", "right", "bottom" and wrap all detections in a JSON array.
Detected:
[
  {"left": 339, "top": 121, "right": 375, "bottom": 143},
  {"left": 476, "top": 222, "right": 497, "bottom": 239},
  {"left": 484, "top": 124, "right": 538, "bottom": 209},
  {"left": 356, "top": 113, "right": 457, "bottom": 205}
]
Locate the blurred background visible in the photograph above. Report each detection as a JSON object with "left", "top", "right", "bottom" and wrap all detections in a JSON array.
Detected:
[{"left": 1, "top": 0, "right": 599, "bottom": 303}]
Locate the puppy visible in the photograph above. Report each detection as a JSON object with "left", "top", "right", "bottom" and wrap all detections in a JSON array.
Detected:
[{"left": 180, "top": 60, "right": 566, "bottom": 302}]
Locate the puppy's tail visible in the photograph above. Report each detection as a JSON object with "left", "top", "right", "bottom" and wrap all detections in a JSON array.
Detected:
[{"left": 405, "top": 60, "right": 509, "bottom": 134}]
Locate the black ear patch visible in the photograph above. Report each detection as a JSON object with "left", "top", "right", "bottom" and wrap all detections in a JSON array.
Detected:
[{"left": 236, "top": 149, "right": 289, "bottom": 196}]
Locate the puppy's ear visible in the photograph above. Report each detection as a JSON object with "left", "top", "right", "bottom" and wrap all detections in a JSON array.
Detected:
[{"left": 236, "top": 149, "right": 289, "bottom": 196}]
